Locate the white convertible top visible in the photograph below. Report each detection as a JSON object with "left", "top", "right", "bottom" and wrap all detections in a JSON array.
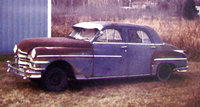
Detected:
[{"left": 73, "top": 22, "right": 104, "bottom": 30}]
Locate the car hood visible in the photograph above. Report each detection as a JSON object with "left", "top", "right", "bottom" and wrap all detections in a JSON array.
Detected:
[{"left": 17, "top": 37, "right": 92, "bottom": 52}]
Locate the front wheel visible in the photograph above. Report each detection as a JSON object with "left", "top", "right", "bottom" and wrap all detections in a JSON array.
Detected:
[
  {"left": 42, "top": 67, "right": 68, "bottom": 92},
  {"left": 156, "top": 64, "right": 172, "bottom": 82}
]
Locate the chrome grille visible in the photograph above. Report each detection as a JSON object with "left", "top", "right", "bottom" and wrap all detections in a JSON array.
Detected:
[{"left": 16, "top": 51, "right": 30, "bottom": 69}]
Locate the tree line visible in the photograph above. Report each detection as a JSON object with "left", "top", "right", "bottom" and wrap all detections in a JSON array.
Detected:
[{"left": 52, "top": 0, "right": 199, "bottom": 21}]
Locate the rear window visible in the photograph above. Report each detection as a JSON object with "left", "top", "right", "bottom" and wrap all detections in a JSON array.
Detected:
[{"left": 128, "top": 29, "right": 151, "bottom": 43}]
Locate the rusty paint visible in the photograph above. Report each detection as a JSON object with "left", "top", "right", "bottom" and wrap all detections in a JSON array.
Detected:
[{"left": 18, "top": 37, "right": 92, "bottom": 52}]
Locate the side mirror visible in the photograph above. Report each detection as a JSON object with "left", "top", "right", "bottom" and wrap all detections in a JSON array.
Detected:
[{"left": 99, "top": 31, "right": 103, "bottom": 36}]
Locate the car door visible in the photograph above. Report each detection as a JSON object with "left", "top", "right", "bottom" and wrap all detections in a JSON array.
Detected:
[
  {"left": 92, "top": 28, "right": 128, "bottom": 77},
  {"left": 127, "top": 28, "right": 156, "bottom": 75}
]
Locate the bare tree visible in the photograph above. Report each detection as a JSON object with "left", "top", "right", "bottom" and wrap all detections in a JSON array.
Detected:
[{"left": 183, "top": 0, "right": 199, "bottom": 20}]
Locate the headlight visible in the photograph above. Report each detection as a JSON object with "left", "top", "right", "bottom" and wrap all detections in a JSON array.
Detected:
[
  {"left": 31, "top": 49, "right": 37, "bottom": 58},
  {"left": 13, "top": 45, "right": 18, "bottom": 53}
]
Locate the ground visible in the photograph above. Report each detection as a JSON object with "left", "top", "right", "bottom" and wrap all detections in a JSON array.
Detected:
[{"left": 0, "top": 59, "right": 200, "bottom": 106}]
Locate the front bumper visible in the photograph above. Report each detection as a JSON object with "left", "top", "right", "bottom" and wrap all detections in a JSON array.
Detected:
[
  {"left": 7, "top": 60, "right": 41, "bottom": 79},
  {"left": 174, "top": 66, "right": 188, "bottom": 72}
]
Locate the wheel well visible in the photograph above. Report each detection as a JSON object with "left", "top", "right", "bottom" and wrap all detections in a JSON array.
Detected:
[
  {"left": 45, "top": 60, "right": 75, "bottom": 80},
  {"left": 156, "top": 63, "right": 173, "bottom": 81},
  {"left": 158, "top": 63, "right": 176, "bottom": 71},
  {"left": 168, "top": 63, "right": 176, "bottom": 71}
]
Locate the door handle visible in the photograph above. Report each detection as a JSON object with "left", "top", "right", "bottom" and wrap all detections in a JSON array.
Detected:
[
  {"left": 121, "top": 46, "right": 127, "bottom": 49},
  {"left": 150, "top": 46, "right": 156, "bottom": 49}
]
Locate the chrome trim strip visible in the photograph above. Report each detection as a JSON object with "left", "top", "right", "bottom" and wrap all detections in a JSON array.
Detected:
[
  {"left": 174, "top": 50, "right": 185, "bottom": 54},
  {"left": 93, "top": 42, "right": 164, "bottom": 45},
  {"left": 31, "top": 61, "right": 49, "bottom": 64},
  {"left": 17, "top": 59, "right": 47, "bottom": 70},
  {"left": 18, "top": 61, "right": 30, "bottom": 65},
  {"left": 154, "top": 58, "right": 187, "bottom": 61},
  {"left": 29, "top": 58, "right": 50, "bottom": 64},
  {"left": 29, "top": 75, "right": 41, "bottom": 78},
  {"left": 29, "top": 61, "right": 46, "bottom": 71},
  {"left": 17, "top": 53, "right": 27, "bottom": 58},
  {"left": 37, "top": 55, "right": 122, "bottom": 58},
  {"left": 174, "top": 66, "right": 188, "bottom": 72},
  {"left": 37, "top": 55, "right": 93, "bottom": 58},
  {"left": 34, "top": 47, "right": 74, "bottom": 49},
  {"left": 177, "top": 70, "right": 187, "bottom": 73},
  {"left": 26, "top": 70, "right": 42, "bottom": 74},
  {"left": 76, "top": 74, "right": 151, "bottom": 80},
  {"left": 94, "top": 55, "right": 122, "bottom": 58},
  {"left": 18, "top": 49, "right": 28, "bottom": 54},
  {"left": 31, "top": 68, "right": 45, "bottom": 71},
  {"left": 29, "top": 64, "right": 46, "bottom": 71}
]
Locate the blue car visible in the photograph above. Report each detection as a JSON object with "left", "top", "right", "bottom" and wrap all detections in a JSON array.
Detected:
[{"left": 7, "top": 21, "right": 188, "bottom": 91}]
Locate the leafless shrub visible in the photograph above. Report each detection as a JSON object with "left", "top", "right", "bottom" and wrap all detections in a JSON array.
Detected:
[{"left": 183, "top": 0, "right": 199, "bottom": 20}]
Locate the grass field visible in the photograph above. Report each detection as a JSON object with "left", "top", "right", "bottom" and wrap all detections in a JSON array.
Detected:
[
  {"left": 1, "top": 18, "right": 199, "bottom": 107},
  {"left": 52, "top": 18, "right": 200, "bottom": 60},
  {"left": 0, "top": 58, "right": 200, "bottom": 106}
]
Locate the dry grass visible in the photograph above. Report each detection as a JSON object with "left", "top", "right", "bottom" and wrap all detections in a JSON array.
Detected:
[
  {"left": 50, "top": 16, "right": 200, "bottom": 106},
  {"left": 51, "top": 0, "right": 200, "bottom": 60},
  {"left": 0, "top": 59, "right": 200, "bottom": 107},
  {"left": 121, "top": 19, "right": 200, "bottom": 60},
  {"left": 52, "top": 18, "right": 200, "bottom": 60}
]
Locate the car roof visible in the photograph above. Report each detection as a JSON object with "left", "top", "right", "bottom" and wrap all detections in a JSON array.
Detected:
[
  {"left": 73, "top": 21, "right": 152, "bottom": 31},
  {"left": 73, "top": 21, "right": 163, "bottom": 43}
]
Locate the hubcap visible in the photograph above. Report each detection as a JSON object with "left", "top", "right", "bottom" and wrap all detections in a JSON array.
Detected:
[{"left": 50, "top": 72, "right": 61, "bottom": 85}]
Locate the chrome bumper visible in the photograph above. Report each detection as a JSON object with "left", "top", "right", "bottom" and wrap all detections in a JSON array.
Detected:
[
  {"left": 7, "top": 60, "right": 41, "bottom": 79},
  {"left": 174, "top": 66, "right": 188, "bottom": 72}
]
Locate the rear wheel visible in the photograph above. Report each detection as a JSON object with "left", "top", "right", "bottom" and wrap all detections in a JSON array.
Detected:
[
  {"left": 42, "top": 67, "right": 68, "bottom": 92},
  {"left": 156, "top": 64, "right": 172, "bottom": 82}
]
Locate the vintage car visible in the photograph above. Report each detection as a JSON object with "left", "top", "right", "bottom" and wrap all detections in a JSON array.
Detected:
[{"left": 7, "top": 21, "right": 188, "bottom": 91}]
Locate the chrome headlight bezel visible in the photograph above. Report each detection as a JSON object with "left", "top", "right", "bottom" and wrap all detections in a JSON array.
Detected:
[
  {"left": 31, "top": 49, "right": 37, "bottom": 59},
  {"left": 13, "top": 44, "right": 18, "bottom": 54}
]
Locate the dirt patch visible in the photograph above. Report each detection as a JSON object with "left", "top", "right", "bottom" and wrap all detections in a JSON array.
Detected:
[{"left": 0, "top": 61, "right": 200, "bottom": 107}]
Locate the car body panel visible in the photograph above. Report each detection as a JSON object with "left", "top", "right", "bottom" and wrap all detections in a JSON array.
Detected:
[
  {"left": 64, "top": 57, "right": 93, "bottom": 77},
  {"left": 92, "top": 42, "right": 128, "bottom": 76},
  {"left": 127, "top": 43, "right": 156, "bottom": 75},
  {"left": 7, "top": 21, "right": 188, "bottom": 80}
]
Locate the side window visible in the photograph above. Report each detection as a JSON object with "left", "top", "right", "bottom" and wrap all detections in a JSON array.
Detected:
[
  {"left": 137, "top": 30, "right": 151, "bottom": 43},
  {"left": 128, "top": 29, "right": 151, "bottom": 43},
  {"left": 97, "top": 29, "right": 122, "bottom": 42}
]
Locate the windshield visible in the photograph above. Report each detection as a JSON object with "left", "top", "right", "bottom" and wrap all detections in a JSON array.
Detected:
[{"left": 69, "top": 28, "right": 98, "bottom": 41}]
